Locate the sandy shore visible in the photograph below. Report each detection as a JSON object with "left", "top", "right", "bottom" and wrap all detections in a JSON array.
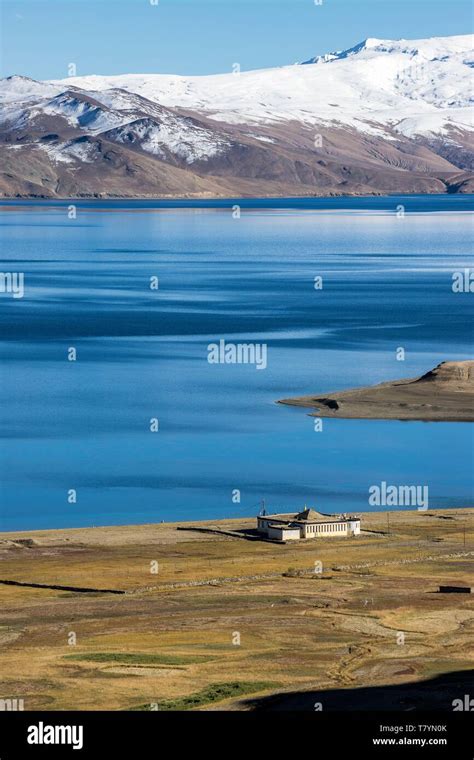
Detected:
[{"left": 278, "top": 360, "right": 474, "bottom": 421}]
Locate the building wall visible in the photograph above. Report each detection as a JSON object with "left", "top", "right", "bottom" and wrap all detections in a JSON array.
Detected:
[
  {"left": 267, "top": 526, "right": 301, "bottom": 541},
  {"left": 347, "top": 520, "right": 361, "bottom": 536},
  {"left": 303, "top": 522, "right": 348, "bottom": 538},
  {"left": 257, "top": 517, "right": 268, "bottom": 533}
]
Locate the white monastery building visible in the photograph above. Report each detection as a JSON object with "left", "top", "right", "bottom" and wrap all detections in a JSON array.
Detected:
[{"left": 257, "top": 508, "right": 361, "bottom": 542}]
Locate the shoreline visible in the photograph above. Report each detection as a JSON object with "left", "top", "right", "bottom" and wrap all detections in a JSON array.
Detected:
[
  {"left": 1, "top": 192, "right": 473, "bottom": 203},
  {"left": 1, "top": 506, "right": 473, "bottom": 539}
]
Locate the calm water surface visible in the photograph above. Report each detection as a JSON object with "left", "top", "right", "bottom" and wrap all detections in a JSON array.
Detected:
[{"left": 0, "top": 196, "right": 473, "bottom": 530}]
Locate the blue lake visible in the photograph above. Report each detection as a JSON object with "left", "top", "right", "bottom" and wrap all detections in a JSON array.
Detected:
[{"left": 0, "top": 196, "right": 473, "bottom": 530}]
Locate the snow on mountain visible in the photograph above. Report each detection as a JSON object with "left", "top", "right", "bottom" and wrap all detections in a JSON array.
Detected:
[
  {"left": 48, "top": 34, "right": 473, "bottom": 139},
  {"left": 38, "top": 91, "right": 127, "bottom": 133},
  {"left": 0, "top": 78, "right": 232, "bottom": 163},
  {"left": 302, "top": 34, "right": 473, "bottom": 63},
  {"left": 0, "top": 75, "right": 60, "bottom": 104},
  {"left": 40, "top": 136, "right": 104, "bottom": 164},
  {"left": 0, "top": 76, "right": 63, "bottom": 129},
  {"left": 102, "top": 116, "right": 231, "bottom": 163}
]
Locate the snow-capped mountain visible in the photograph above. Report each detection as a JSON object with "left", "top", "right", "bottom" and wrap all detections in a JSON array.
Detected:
[
  {"left": 52, "top": 34, "right": 474, "bottom": 138},
  {"left": 0, "top": 34, "right": 472, "bottom": 198}
]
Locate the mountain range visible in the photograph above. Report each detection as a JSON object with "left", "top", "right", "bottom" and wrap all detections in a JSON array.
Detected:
[{"left": 0, "top": 34, "right": 472, "bottom": 198}]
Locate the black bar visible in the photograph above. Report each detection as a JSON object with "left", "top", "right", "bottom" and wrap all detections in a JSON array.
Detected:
[{"left": 0, "top": 711, "right": 472, "bottom": 758}]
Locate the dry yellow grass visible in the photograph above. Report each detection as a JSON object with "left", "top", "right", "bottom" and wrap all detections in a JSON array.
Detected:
[{"left": 0, "top": 509, "right": 472, "bottom": 710}]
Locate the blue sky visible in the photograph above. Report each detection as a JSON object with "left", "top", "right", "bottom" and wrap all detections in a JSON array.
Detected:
[{"left": 1, "top": 0, "right": 472, "bottom": 80}]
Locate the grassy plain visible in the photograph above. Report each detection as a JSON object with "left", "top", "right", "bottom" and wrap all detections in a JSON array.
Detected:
[{"left": 0, "top": 509, "right": 472, "bottom": 711}]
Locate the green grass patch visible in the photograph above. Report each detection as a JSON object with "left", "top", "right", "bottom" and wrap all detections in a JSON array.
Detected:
[
  {"left": 133, "top": 681, "right": 277, "bottom": 711},
  {"left": 63, "top": 652, "right": 215, "bottom": 666}
]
